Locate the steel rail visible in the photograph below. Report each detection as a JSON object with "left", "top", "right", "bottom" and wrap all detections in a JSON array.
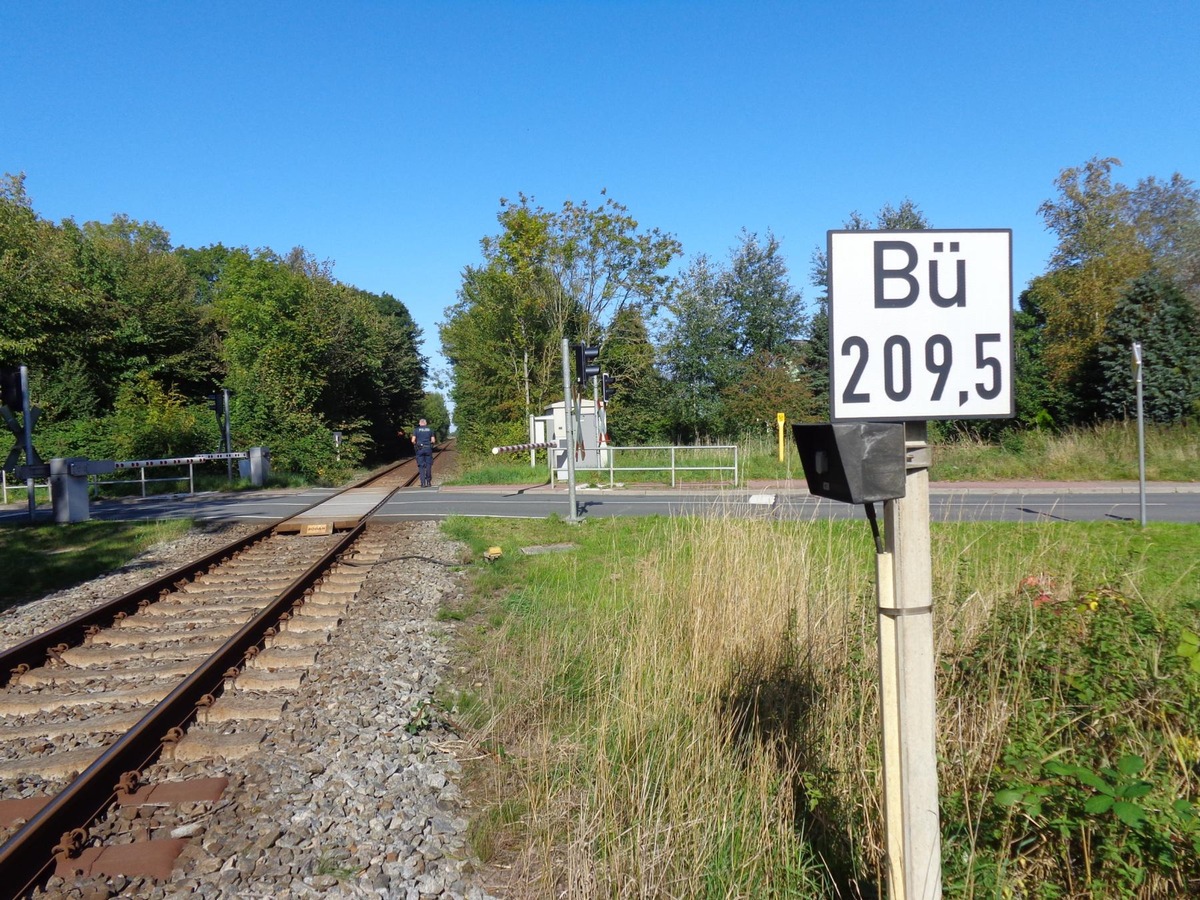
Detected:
[
  {"left": 0, "top": 460, "right": 408, "bottom": 690},
  {"left": 0, "top": 475, "right": 404, "bottom": 895}
]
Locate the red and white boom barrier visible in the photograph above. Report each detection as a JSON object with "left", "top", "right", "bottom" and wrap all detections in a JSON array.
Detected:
[
  {"left": 491, "top": 441, "right": 557, "bottom": 455},
  {"left": 113, "top": 452, "right": 248, "bottom": 470}
]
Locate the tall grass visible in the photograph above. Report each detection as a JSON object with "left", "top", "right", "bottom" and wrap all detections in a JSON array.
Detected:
[
  {"left": 932, "top": 421, "right": 1200, "bottom": 482},
  {"left": 444, "top": 514, "right": 1200, "bottom": 898},
  {"left": 454, "top": 422, "right": 1200, "bottom": 487}
]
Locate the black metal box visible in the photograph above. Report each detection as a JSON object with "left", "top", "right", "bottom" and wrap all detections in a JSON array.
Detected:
[{"left": 792, "top": 422, "right": 906, "bottom": 504}]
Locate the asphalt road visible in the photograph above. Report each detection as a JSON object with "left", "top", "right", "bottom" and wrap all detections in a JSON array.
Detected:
[{"left": 3, "top": 482, "right": 1199, "bottom": 526}]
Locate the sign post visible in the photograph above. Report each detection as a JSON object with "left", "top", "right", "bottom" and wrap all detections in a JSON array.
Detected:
[
  {"left": 1132, "top": 342, "right": 1146, "bottom": 527},
  {"left": 560, "top": 339, "right": 579, "bottom": 522},
  {"left": 828, "top": 229, "right": 1013, "bottom": 900}
]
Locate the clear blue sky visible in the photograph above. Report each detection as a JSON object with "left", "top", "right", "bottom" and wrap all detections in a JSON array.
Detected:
[{"left": 4, "top": 1, "right": 1198, "bottom": 388}]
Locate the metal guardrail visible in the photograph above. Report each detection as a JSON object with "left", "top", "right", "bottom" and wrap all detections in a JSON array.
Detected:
[
  {"left": 3, "top": 452, "right": 258, "bottom": 508},
  {"left": 92, "top": 453, "right": 250, "bottom": 497},
  {"left": 1, "top": 469, "right": 51, "bottom": 505},
  {"left": 552, "top": 444, "right": 739, "bottom": 488}
]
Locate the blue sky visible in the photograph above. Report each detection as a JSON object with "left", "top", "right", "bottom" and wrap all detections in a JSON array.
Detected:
[{"left": 4, "top": 1, "right": 1198, "bottom": 388}]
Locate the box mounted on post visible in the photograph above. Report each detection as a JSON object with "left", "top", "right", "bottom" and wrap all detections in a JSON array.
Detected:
[{"left": 792, "top": 422, "right": 906, "bottom": 504}]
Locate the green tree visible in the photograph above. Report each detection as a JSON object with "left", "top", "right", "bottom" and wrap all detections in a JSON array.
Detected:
[
  {"left": 723, "top": 229, "right": 806, "bottom": 358},
  {"left": 803, "top": 201, "right": 930, "bottom": 417},
  {"left": 1096, "top": 273, "right": 1200, "bottom": 422},
  {"left": 443, "top": 193, "right": 680, "bottom": 454},
  {"left": 600, "top": 304, "right": 667, "bottom": 444},
  {"left": 76, "top": 215, "right": 223, "bottom": 400},
  {"left": 1030, "top": 158, "right": 1150, "bottom": 416},
  {"left": 0, "top": 173, "right": 83, "bottom": 365},
  {"left": 1027, "top": 158, "right": 1200, "bottom": 422},
  {"left": 420, "top": 391, "right": 452, "bottom": 440},
  {"left": 211, "top": 247, "right": 426, "bottom": 478},
  {"left": 655, "top": 254, "right": 738, "bottom": 441},
  {"left": 1128, "top": 172, "right": 1200, "bottom": 311},
  {"left": 104, "top": 373, "right": 215, "bottom": 461},
  {"left": 720, "top": 350, "right": 816, "bottom": 435}
]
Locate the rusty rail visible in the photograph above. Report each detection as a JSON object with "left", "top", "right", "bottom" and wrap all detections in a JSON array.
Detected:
[{"left": 0, "top": 468, "right": 407, "bottom": 894}]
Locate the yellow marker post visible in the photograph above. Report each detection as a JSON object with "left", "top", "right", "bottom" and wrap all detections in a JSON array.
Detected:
[{"left": 776, "top": 412, "right": 786, "bottom": 462}]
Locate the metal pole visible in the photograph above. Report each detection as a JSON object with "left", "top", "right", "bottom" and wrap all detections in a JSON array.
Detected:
[
  {"left": 881, "top": 421, "right": 942, "bottom": 900},
  {"left": 560, "top": 339, "right": 579, "bottom": 522},
  {"left": 19, "top": 366, "right": 34, "bottom": 521},
  {"left": 222, "top": 389, "right": 233, "bottom": 483},
  {"left": 1133, "top": 342, "right": 1146, "bottom": 527}
]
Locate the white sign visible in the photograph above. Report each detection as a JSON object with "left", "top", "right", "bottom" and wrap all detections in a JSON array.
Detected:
[{"left": 828, "top": 229, "right": 1013, "bottom": 421}]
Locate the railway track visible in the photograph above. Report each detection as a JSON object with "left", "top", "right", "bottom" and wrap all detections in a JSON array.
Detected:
[{"left": 0, "top": 447, "right": 456, "bottom": 897}]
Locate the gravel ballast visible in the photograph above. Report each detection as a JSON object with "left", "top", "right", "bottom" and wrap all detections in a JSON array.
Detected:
[{"left": 3, "top": 521, "right": 498, "bottom": 900}]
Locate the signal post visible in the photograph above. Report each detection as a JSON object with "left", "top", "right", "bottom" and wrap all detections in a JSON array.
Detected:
[{"left": 801, "top": 229, "right": 1014, "bottom": 900}]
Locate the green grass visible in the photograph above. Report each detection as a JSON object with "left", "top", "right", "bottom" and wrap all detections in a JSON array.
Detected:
[
  {"left": 0, "top": 519, "right": 193, "bottom": 611},
  {"left": 439, "top": 514, "right": 1200, "bottom": 898},
  {"left": 450, "top": 445, "right": 740, "bottom": 487},
  {"left": 451, "top": 423, "right": 1200, "bottom": 487}
]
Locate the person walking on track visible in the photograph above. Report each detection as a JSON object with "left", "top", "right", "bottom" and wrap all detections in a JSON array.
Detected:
[{"left": 412, "top": 418, "right": 436, "bottom": 487}]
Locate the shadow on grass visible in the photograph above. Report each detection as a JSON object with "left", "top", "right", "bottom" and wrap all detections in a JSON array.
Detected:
[
  {"left": 0, "top": 519, "right": 192, "bottom": 613},
  {"left": 721, "top": 645, "right": 880, "bottom": 900}
]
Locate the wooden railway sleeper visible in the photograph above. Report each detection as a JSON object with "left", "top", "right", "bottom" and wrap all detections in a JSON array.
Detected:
[{"left": 0, "top": 486, "right": 396, "bottom": 892}]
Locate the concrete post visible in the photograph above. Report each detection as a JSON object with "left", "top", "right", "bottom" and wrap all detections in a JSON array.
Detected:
[{"left": 882, "top": 421, "right": 942, "bottom": 899}]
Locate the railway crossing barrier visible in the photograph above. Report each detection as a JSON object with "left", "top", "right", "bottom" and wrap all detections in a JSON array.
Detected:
[{"left": 7, "top": 449, "right": 270, "bottom": 524}]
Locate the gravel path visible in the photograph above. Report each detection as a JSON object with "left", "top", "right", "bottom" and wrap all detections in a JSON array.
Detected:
[{"left": 5, "top": 521, "right": 499, "bottom": 900}]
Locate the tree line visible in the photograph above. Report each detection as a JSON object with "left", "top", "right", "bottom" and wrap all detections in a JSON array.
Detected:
[
  {"left": 1, "top": 173, "right": 437, "bottom": 480},
  {"left": 443, "top": 159, "right": 1200, "bottom": 455}
]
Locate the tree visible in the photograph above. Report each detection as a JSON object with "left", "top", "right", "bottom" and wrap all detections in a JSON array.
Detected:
[
  {"left": 720, "top": 350, "right": 816, "bottom": 434},
  {"left": 0, "top": 173, "right": 82, "bottom": 364},
  {"left": 601, "top": 304, "right": 667, "bottom": 444},
  {"left": 443, "top": 193, "right": 680, "bottom": 453},
  {"left": 723, "top": 229, "right": 806, "bottom": 358},
  {"left": 1027, "top": 157, "right": 1200, "bottom": 422},
  {"left": 213, "top": 247, "right": 426, "bottom": 477},
  {"left": 76, "top": 215, "right": 223, "bottom": 400},
  {"left": 802, "top": 201, "right": 930, "bottom": 416},
  {"left": 420, "top": 392, "right": 452, "bottom": 439},
  {"left": 655, "top": 254, "right": 738, "bottom": 442},
  {"left": 1095, "top": 273, "right": 1200, "bottom": 422},
  {"left": 1128, "top": 173, "right": 1200, "bottom": 311}
]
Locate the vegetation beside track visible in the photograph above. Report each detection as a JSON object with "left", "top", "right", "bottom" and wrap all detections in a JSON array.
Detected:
[
  {"left": 0, "top": 519, "right": 192, "bottom": 611},
  {"left": 440, "top": 514, "right": 1200, "bottom": 898},
  {"left": 447, "top": 421, "right": 1200, "bottom": 487}
]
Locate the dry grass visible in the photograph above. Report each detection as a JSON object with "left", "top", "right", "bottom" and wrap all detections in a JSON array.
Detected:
[{"left": 447, "top": 514, "right": 1199, "bottom": 898}]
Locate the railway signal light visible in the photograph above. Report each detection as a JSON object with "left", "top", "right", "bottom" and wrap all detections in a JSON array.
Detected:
[
  {"left": 574, "top": 344, "right": 599, "bottom": 387},
  {"left": 1, "top": 367, "right": 23, "bottom": 411}
]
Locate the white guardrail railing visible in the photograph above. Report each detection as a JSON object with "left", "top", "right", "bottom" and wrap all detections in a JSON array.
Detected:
[
  {"left": 0, "top": 468, "right": 50, "bottom": 505},
  {"left": 534, "top": 443, "right": 739, "bottom": 488},
  {"left": 99, "top": 452, "right": 250, "bottom": 496},
  {"left": 492, "top": 442, "right": 740, "bottom": 488},
  {"left": 593, "top": 444, "right": 739, "bottom": 488},
  {"left": 2, "top": 453, "right": 251, "bottom": 504}
]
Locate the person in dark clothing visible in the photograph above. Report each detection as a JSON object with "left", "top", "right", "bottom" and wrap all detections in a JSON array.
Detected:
[{"left": 412, "top": 418, "right": 436, "bottom": 487}]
